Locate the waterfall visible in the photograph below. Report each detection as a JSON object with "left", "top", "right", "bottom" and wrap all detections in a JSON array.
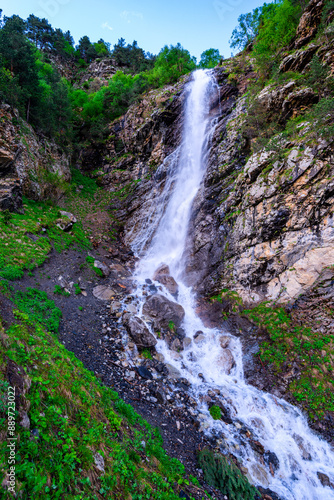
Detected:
[{"left": 129, "top": 70, "right": 334, "bottom": 500}]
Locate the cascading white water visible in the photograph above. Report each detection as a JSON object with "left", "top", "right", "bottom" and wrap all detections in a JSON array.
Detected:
[{"left": 131, "top": 70, "right": 334, "bottom": 500}]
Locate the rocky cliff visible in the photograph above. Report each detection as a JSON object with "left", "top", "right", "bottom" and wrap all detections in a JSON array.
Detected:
[
  {"left": 0, "top": 104, "right": 71, "bottom": 211},
  {"left": 108, "top": 0, "right": 334, "bottom": 313}
]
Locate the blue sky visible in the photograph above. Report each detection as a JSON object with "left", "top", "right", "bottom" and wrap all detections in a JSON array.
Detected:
[{"left": 1, "top": 0, "right": 262, "bottom": 60}]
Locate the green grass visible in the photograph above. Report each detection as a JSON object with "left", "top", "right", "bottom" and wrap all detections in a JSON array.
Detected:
[
  {"left": 0, "top": 198, "right": 90, "bottom": 280},
  {"left": 244, "top": 302, "right": 334, "bottom": 418},
  {"left": 53, "top": 285, "right": 70, "bottom": 297},
  {"left": 0, "top": 312, "right": 208, "bottom": 499}
]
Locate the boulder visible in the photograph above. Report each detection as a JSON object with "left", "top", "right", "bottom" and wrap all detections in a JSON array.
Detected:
[
  {"left": 126, "top": 316, "right": 157, "bottom": 349},
  {"left": 216, "top": 349, "right": 236, "bottom": 375},
  {"left": 153, "top": 264, "right": 179, "bottom": 296},
  {"left": 142, "top": 294, "right": 185, "bottom": 330},
  {"left": 153, "top": 264, "right": 170, "bottom": 280},
  {"left": 93, "top": 286, "right": 115, "bottom": 301},
  {"left": 94, "top": 260, "right": 110, "bottom": 277}
]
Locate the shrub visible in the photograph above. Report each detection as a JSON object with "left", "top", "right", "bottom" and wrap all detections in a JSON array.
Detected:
[
  {"left": 198, "top": 449, "right": 257, "bottom": 500},
  {"left": 209, "top": 405, "right": 222, "bottom": 420}
]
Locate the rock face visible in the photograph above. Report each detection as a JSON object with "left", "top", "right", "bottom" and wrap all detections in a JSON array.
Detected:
[
  {"left": 142, "top": 294, "right": 185, "bottom": 330},
  {"left": 115, "top": 0, "right": 333, "bottom": 316},
  {"left": 0, "top": 103, "right": 71, "bottom": 206},
  {"left": 126, "top": 316, "right": 157, "bottom": 348}
]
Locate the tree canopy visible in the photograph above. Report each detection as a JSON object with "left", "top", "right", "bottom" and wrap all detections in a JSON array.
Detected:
[{"left": 199, "top": 49, "right": 222, "bottom": 69}]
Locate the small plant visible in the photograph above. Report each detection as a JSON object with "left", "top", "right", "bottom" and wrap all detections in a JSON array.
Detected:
[
  {"left": 1, "top": 209, "right": 12, "bottom": 225},
  {"left": 209, "top": 405, "right": 222, "bottom": 420},
  {"left": 74, "top": 283, "right": 82, "bottom": 295},
  {"left": 168, "top": 321, "right": 176, "bottom": 332},
  {"left": 142, "top": 349, "right": 153, "bottom": 360},
  {"left": 53, "top": 285, "right": 70, "bottom": 297},
  {"left": 78, "top": 306, "right": 83, "bottom": 311}
]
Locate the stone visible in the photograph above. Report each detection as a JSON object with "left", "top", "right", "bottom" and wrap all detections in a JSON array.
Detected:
[
  {"left": 0, "top": 177, "right": 22, "bottom": 213},
  {"left": 250, "top": 463, "right": 270, "bottom": 488},
  {"left": 93, "top": 286, "right": 115, "bottom": 301},
  {"left": 142, "top": 294, "right": 185, "bottom": 330},
  {"left": 153, "top": 264, "right": 170, "bottom": 280},
  {"left": 219, "top": 335, "right": 231, "bottom": 349},
  {"left": 170, "top": 338, "right": 182, "bottom": 352},
  {"left": 94, "top": 452, "right": 105, "bottom": 473},
  {"left": 216, "top": 349, "right": 236, "bottom": 375},
  {"left": 126, "top": 316, "right": 157, "bottom": 349},
  {"left": 59, "top": 211, "right": 77, "bottom": 223},
  {"left": 137, "top": 366, "right": 153, "bottom": 380},
  {"left": 194, "top": 334, "right": 206, "bottom": 344},
  {"left": 317, "top": 472, "right": 333, "bottom": 489},
  {"left": 94, "top": 260, "right": 110, "bottom": 277},
  {"left": 264, "top": 451, "right": 280, "bottom": 473},
  {"left": 20, "top": 411, "right": 30, "bottom": 429},
  {"left": 165, "top": 363, "right": 181, "bottom": 379},
  {"left": 183, "top": 337, "right": 192, "bottom": 349},
  {"left": 153, "top": 264, "right": 179, "bottom": 296}
]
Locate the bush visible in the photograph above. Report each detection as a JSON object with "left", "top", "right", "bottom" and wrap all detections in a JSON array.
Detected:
[
  {"left": 209, "top": 405, "right": 222, "bottom": 420},
  {"left": 198, "top": 449, "right": 257, "bottom": 500}
]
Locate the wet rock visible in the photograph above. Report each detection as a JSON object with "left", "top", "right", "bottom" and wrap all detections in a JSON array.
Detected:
[
  {"left": 194, "top": 334, "right": 206, "bottom": 344},
  {"left": 250, "top": 440, "right": 265, "bottom": 455},
  {"left": 216, "top": 349, "right": 236, "bottom": 374},
  {"left": 317, "top": 472, "right": 334, "bottom": 489},
  {"left": 293, "top": 433, "right": 312, "bottom": 461},
  {"left": 126, "top": 316, "right": 157, "bottom": 349},
  {"left": 137, "top": 366, "right": 153, "bottom": 380},
  {"left": 183, "top": 337, "right": 192, "bottom": 349},
  {"left": 219, "top": 335, "right": 231, "bottom": 349},
  {"left": 153, "top": 264, "right": 170, "bottom": 280},
  {"left": 142, "top": 294, "right": 185, "bottom": 330},
  {"left": 250, "top": 463, "right": 269, "bottom": 487},
  {"left": 165, "top": 363, "right": 181, "bottom": 379},
  {"left": 171, "top": 338, "right": 182, "bottom": 352},
  {"left": 94, "top": 260, "right": 110, "bottom": 277},
  {"left": 153, "top": 264, "right": 179, "bottom": 296},
  {"left": 194, "top": 330, "right": 203, "bottom": 339},
  {"left": 93, "top": 286, "right": 115, "bottom": 301},
  {"left": 264, "top": 451, "right": 280, "bottom": 473}
]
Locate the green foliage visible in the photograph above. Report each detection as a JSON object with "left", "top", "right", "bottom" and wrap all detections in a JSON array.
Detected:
[
  {"left": 0, "top": 198, "right": 89, "bottom": 282},
  {"left": 1, "top": 209, "right": 12, "bottom": 225},
  {"left": 53, "top": 284, "right": 70, "bottom": 297},
  {"left": 142, "top": 349, "right": 153, "bottom": 360},
  {"left": 14, "top": 287, "right": 62, "bottom": 333},
  {"left": 0, "top": 16, "right": 72, "bottom": 142},
  {"left": 306, "top": 55, "right": 332, "bottom": 93},
  {"left": 244, "top": 301, "right": 334, "bottom": 417},
  {"left": 151, "top": 44, "right": 196, "bottom": 86},
  {"left": 199, "top": 48, "right": 222, "bottom": 69},
  {"left": 74, "top": 283, "right": 82, "bottom": 295},
  {"left": 0, "top": 311, "right": 202, "bottom": 499},
  {"left": 253, "top": 0, "right": 302, "bottom": 74},
  {"left": 209, "top": 405, "right": 222, "bottom": 420},
  {"left": 307, "top": 97, "right": 334, "bottom": 141},
  {"left": 229, "top": 6, "right": 266, "bottom": 50},
  {"left": 198, "top": 449, "right": 257, "bottom": 500}
]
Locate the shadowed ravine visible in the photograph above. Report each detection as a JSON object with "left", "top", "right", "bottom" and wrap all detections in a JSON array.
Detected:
[{"left": 125, "top": 70, "right": 334, "bottom": 500}]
